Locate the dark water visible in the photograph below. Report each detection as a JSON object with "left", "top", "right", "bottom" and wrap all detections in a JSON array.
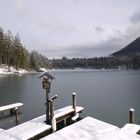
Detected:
[{"left": 0, "top": 70, "right": 140, "bottom": 129}]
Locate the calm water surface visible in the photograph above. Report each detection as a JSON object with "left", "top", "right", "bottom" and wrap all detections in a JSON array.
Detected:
[{"left": 0, "top": 70, "right": 140, "bottom": 129}]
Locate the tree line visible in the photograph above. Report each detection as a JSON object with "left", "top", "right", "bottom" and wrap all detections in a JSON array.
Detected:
[
  {"left": 0, "top": 27, "right": 50, "bottom": 70},
  {"left": 51, "top": 55, "right": 140, "bottom": 69}
]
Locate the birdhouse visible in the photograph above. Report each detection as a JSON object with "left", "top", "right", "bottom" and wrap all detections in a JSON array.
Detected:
[{"left": 39, "top": 72, "right": 55, "bottom": 93}]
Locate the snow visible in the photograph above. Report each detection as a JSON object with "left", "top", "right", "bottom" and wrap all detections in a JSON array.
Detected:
[
  {"left": 52, "top": 106, "right": 83, "bottom": 132},
  {"left": 0, "top": 65, "right": 28, "bottom": 75},
  {"left": 72, "top": 113, "right": 79, "bottom": 121},
  {"left": 0, "top": 106, "right": 83, "bottom": 139},
  {"left": 54, "top": 106, "right": 84, "bottom": 119},
  {"left": 129, "top": 108, "right": 135, "bottom": 112},
  {"left": 5, "top": 115, "right": 51, "bottom": 140},
  {"left": 0, "top": 129, "right": 4, "bottom": 132},
  {"left": 121, "top": 123, "right": 140, "bottom": 134},
  {"left": 41, "top": 116, "right": 140, "bottom": 140},
  {"left": 0, "top": 132, "right": 18, "bottom": 140},
  {"left": 0, "top": 103, "right": 23, "bottom": 112},
  {"left": 38, "top": 68, "right": 48, "bottom": 72}
]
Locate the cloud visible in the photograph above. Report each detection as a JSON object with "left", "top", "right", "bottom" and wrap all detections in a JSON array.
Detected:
[
  {"left": 15, "top": 0, "right": 24, "bottom": 9},
  {"left": 0, "top": 0, "right": 140, "bottom": 58},
  {"left": 38, "top": 36, "right": 124, "bottom": 58},
  {"left": 37, "top": 20, "right": 76, "bottom": 35},
  {"left": 123, "top": 10, "right": 140, "bottom": 43},
  {"left": 94, "top": 26, "right": 105, "bottom": 33},
  {"left": 130, "top": 11, "right": 140, "bottom": 24}
]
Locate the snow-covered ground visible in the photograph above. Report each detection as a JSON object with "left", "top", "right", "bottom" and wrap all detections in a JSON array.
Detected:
[
  {"left": 38, "top": 67, "right": 48, "bottom": 72},
  {"left": 0, "top": 64, "right": 28, "bottom": 75}
]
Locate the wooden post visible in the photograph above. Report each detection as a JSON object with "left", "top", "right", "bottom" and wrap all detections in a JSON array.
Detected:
[
  {"left": 50, "top": 100, "right": 54, "bottom": 121},
  {"left": 129, "top": 108, "right": 135, "bottom": 123},
  {"left": 15, "top": 107, "right": 19, "bottom": 125},
  {"left": 64, "top": 118, "right": 67, "bottom": 126},
  {"left": 49, "top": 95, "right": 58, "bottom": 121},
  {"left": 72, "top": 93, "right": 76, "bottom": 115},
  {"left": 10, "top": 109, "right": 15, "bottom": 115},
  {"left": 46, "top": 90, "right": 50, "bottom": 124}
]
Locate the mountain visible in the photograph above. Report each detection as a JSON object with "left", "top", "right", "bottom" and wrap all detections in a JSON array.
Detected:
[{"left": 112, "top": 37, "right": 140, "bottom": 56}]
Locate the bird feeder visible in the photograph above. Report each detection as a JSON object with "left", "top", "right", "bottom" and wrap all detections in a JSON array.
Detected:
[
  {"left": 39, "top": 72, "right": 55, "bottom": 93},
  {"left": 39, "top": 72, "right": 55, "bottom": 124}
]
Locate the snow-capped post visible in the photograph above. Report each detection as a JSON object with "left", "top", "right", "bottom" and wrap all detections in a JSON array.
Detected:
[
  {"left": 39, "top": 72, "right": 55, "bottom": 124},
  {"left": 129, "top": 108, "right": 135, "bottom": 123},
  {"left": 50, "top": 95, "right": 58, "bottom": 132},
  {"left": 72, "top": 93, "right": 76, "bottom": 115}
]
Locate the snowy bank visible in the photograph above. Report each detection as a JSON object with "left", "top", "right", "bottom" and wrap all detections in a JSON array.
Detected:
[{"left": 0, "top": 64, "right": 28, "bottom": 75}]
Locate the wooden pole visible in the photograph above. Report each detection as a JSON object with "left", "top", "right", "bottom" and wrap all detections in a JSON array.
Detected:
[
  {"left": 129, "top": 108, "right": 135, "bottom": 123},
  {"left": 10, "top": 109, "right": 15, "bottom": 115},
  {"left": 72, "top": 93, "right": 76, "bottom": 115},
  {"left": 50, "top": 99, "right": 57, "bottom": 132},
  {"left": 46, "top": 90, "right": 50, "bottom": 124},
  {"left": 15, "top": 107, "right": 19, "bottom": 125},
  {"left": 50, "top": 100, "right": 54, "bottom": 121}
]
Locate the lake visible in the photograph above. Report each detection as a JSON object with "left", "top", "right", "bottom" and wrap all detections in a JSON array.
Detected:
[{"left": 0, "top": 69, "right": 140, "bottom": 129}]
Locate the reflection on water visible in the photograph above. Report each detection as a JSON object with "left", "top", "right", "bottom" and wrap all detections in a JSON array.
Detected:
[{"left": 0, "top": 70, "right": 140, "bottom": 129}]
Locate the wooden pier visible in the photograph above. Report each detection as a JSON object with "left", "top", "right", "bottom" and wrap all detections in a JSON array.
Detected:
[
  {"left": 0, "top": 105, "right": 84, "bottom": 140},
  {"left": 0, "top": 103, "right": 23, "bottom": 124},
  {"left": 41, "top": 116, "right": 140, "bottom": 140},
  {"left": 0, "top": 105, "right": 140, "bottom": 140},
  {"left": 0, "top": 103, "right": 23, "bottom": 112}
]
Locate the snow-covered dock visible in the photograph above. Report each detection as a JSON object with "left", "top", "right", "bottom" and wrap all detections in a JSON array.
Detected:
[
  {"left": 54, "top": 105, "right": 83, "bottom": 121},
  {"left": 5, "top": 115, "right": 51, "bottom": 140},
  {"left": 41, "top": 116, "right": 140, "bottom": 140},
  {"left": 0, "top": 105, "right": 84, "bottom": 140},
  {"left": 0, "top": 115, "right": 51, "bottom": 140},
  {"left": 0, "top": 103, "right": 23, "bottom": 112},
  {"left": 121, "top": 123, "right": 140, "bottom": 134},
  {"left": 0, "top": 103, "right": 23, "bottom": 124}
]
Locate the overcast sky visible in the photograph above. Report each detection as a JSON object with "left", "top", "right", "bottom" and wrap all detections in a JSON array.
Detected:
[{"left": 0, "top": 0, "right": 140, "bottom": 58}]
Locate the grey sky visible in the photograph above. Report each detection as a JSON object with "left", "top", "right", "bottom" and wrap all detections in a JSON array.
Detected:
[{"left": 0, "top": 0, "right": 140, "bottom": 58}]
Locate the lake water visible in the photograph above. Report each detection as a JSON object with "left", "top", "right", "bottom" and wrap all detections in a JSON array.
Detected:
[{"left": 0, "top": 70, "right": 140, "bottom": 129}]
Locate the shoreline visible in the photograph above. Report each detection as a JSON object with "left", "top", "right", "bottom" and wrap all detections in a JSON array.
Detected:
[
  {"left": 0, "top": 65, "right": 139, "bottom": 75},
  {"left": 0, "top": 64, "right": 32, "bottom": 75}
]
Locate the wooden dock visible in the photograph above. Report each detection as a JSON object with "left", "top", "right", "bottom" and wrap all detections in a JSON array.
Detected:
[
  {"left": 0, "top": 103, "right": 23, "bottom": 124},
  {"left": 0, "top": 105, "right": 84, "bottom": 140},
  {"left": 0, "top": 103, "right": 23, "bottom": 112},
  {"left": 41, "top": 116, "right": 140, "bottom": 140}
]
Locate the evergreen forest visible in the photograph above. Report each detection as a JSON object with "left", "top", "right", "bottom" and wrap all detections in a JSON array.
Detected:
[
  {"left": 0, "top": 27, "right": 50, "bottom": 70},
  {"left": 0, "top": 27, "right": 140, "bottom": 70}
]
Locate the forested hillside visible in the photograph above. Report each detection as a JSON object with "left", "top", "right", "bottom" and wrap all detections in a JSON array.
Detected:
[
  {"left": 0, "top": 27, "right": 50, "bottom": 70},
  {"left": 113, "top": 37, "right": 140, "bottom": 56}
]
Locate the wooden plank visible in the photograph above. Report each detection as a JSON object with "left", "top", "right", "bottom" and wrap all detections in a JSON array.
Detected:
[
  {"left": 41, "top": 116, "right": 140, "bottom": 140},
  {"left": 0, "top": 103, "right": 23, "bottom": 112}
]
